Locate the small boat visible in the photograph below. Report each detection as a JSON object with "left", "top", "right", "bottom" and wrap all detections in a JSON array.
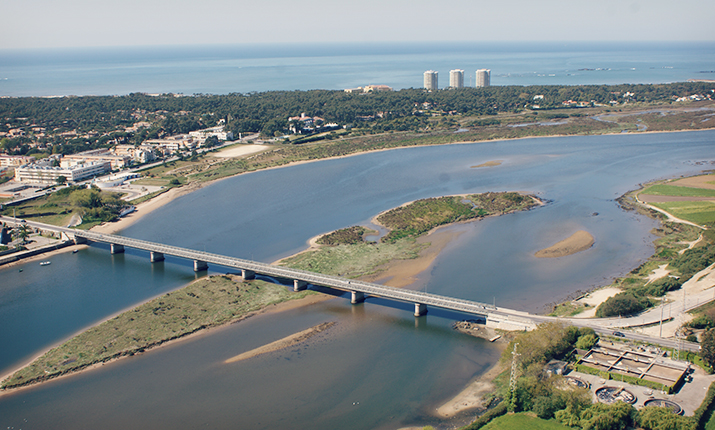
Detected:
[
  {"left": 40, "top": 261, "right": 51, "bottom": 266},
  {"left": 72, "top": 249, "right": 78, "bottom": 254},
  {"left": 19, "top": 269, "right": 23, "bottom": 272}
]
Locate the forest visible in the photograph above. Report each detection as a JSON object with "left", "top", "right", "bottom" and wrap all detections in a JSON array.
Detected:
[{"left": 0, "top": 81, "right": 712, "bottom": 157}]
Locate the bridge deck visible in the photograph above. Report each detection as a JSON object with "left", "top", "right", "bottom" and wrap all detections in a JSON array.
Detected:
[{"left": 73, "top": 230, "right": 497, "bottom": 316}]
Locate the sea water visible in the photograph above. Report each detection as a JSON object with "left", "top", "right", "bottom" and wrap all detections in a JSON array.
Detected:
[{"left": 0, "top": 41, "right": 713, "bottom": 97}]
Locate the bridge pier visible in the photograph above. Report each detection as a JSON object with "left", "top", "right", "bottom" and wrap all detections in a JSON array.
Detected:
[
  {"left": 241, "top": 269, "right": 255, "bottom": 280},
  {"left": 110, "top": 244, "right": 125, "bottom": 254},
  {"left": 293, "top": 280, "right": 307, "bottom": 292},
  {"left": 193, "top": 260, "right": 208, "bottom": 271},
  {"left": 73, "top": 236, "right": 87, "bottom": 245},
  {"left": 351, "top": 291, "right": 365, "bottom": 304},
  {"left": 414, "top": 303, "right": 427, "bottom": 317},
  {"left": 150, "top": 251, "right": 165, "bottom": 263}
]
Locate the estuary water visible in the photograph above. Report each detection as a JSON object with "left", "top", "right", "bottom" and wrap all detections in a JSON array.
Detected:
[
  {"left": 1, "top": 41, "right": 713, "bottom": 96},
  {"left": 0, "top": 130, "right": 714, "bottom": 429}
]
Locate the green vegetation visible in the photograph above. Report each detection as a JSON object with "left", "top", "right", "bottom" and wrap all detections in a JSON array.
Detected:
[
  {"left": 279, "top": 240, "right": 427, "bottom": 279},
  {"left": 281, "top": 192, "right": 537, "bottom": 277},
  {"left": 480, "top": 412, "right": 571, "bottom": 430},
  {"left": 316, "top": 226, "right": 374, "bottom": 246},
  {"left": 642, "top": 184, "right": 715, "bottom": 198},
  {"left": 1, "top": 275, "right": 315, "bottom": 390},
  {"left": 377, "top": 193, "right": 537, "bottom": 243},
  {"left": 589, "top": 177, "right": 715, "bottom": 318},
  {"left": 652, "top": 201, "right": 715, "bottom": 225},
  {"left": 0, "top": 185, "right": 127, "bottom": 227},
  {"left": 463, "top": 323, "right": 695, "bottom": 430}
]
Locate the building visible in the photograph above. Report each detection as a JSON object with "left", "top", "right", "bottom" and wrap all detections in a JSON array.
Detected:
[
  {"left": 476, "top": 69, "right": 491, "bottom": 87},
  {"left": 423, "top": 70, "right": 438, "bottom": 90},
  {"left": 449, "top": 69, "right": 464, "bottom": 88},
  {"left": 345, "top": 85, "right": 393, "bottom": 93},
  {"left": 15, "top": 161, "right": 111, "bottom": 184},
  {"left": 0, "top": 155, "right": 35, "bottom": 168},
  {"left": 62, "top": 149, "right": 131, "bottom": 170},
  {"left": 188, "top": 125, "right": 234, "bottom": 143}
]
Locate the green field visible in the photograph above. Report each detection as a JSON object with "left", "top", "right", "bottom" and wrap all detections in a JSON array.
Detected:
[
  {"left": 641, "top": 184, "right": 715, "bottom": 198},
  {"left": 652, "top": 201, "right": 715, "bottom": 225},
  {"left": 481, "top": 413, "right": 571, "bottom": 430}
]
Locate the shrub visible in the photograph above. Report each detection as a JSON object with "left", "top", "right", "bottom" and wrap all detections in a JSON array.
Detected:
[
  {"left": 595, "top": 292, "right": 649, "bottom": 317},
  {"left": 576, "top": 334, "right": 598, "bottom": 350}
]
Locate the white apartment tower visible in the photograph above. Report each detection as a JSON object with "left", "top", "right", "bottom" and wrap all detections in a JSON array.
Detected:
[
  {"left": 423, "top": 70, "right": 438, "bottom": 90},
  {"left": 449, "top": 69, "right": 464, "bottom": 88},
  {"left": 476, "top": 69, "right": 491, "bottom": 87}
]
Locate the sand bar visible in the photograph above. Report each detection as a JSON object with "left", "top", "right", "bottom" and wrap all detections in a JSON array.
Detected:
[
  {"left": 535, "top": 230, "right": 594, "bottom": 258},
  {"left": 225, "top": 321, "right": 335, "bottom": 364}
]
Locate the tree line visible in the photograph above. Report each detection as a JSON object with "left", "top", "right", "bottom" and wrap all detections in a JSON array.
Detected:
[{"left": 1, "top": 82, "right": 712, "bottom": 157}]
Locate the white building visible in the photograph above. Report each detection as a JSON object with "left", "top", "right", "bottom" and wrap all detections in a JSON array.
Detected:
[
  {"left": 424, "top": 70, "right": 438, "bottom": 90},
  {"left": 0, "top": 155, "right": 35, "bottom": 168},
  {"left": 449, "top": 69, "right": 464, "bottom": 88},
  {"left": 188, "top": 126, "right": 234, "bottom": 143},
  {"left": 62, "top": 149, "right": 131, "bottom": 170},
  {"left": 476, "top": 69, "right": 491, "bottom": 87},
  {"left": 15, "top": 161, "right": 111, "bottom": 184}
]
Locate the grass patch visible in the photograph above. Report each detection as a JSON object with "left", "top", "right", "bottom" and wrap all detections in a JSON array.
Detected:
[
  {"left": 481, "top": 413, "right": 571, "bottom": 430},
  {"left": 279, "top": 239, "right": 426, "bottom": 278},
  {"left": 548, "top": 301, "right": 590, "bottom": 317},
  {"left": 641, "top": 184, "right": 715, "bottom": 198},
  {"left": 651, "top": 201, "right": 715, "bottom": 225}
]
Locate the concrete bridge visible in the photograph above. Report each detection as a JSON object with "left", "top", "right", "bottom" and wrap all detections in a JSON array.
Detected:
[{"left": 71, "top": 230, "right": 500, "bottom": 318}]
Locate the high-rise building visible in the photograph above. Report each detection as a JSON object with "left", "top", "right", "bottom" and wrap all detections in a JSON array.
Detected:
[
  {"left": 423, "top": 70, "right": 438, "bottom": 90},
  {"left": 449, "top": 69, "right": 464, "bottom": 88},
  {"left": 476, "top": 69, "right": 491, "bottom": 87}
]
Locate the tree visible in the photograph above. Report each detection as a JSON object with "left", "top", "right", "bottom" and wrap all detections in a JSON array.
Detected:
[
  {"left": 578, "top": 401, "right": 636, "bottom": 430},
  {"left": 56, "top": 175, "right": 67, "bottom": 185},
  {"left": 16, "top": 224, "right": 30, "bottom": 244},
  {"left": 701, "top": 328, "right": 715, "bottom": 370},
  {"left": 637, "top": 406, "right": 696, "bottom": 430}
]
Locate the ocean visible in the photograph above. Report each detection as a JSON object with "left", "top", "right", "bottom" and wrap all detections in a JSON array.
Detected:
[{"left": 0, "top": 41, "right": 713, "bottom": 97}]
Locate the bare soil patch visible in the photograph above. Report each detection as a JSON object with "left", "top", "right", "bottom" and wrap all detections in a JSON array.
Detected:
[{"left": 670, "top": 174, "right": 715, "bottom": 190}]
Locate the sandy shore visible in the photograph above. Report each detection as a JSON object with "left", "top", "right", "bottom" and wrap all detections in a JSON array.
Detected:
[
  {"left": 435, "top": 361, "right": 506, "bottom": 418},
  {"left": 534, "top": 230, "right": 595, "bottom": 258},
  {"left": 91, "top": 184, "right": 202, "bottom": 234}
]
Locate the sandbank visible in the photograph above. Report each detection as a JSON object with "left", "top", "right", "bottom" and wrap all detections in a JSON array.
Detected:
[
  {"left": 224, "top": 321, "right": 335, "bottom": 364},
  {"left": 471, "top": 160, "right": 503, "bottom": 168},
  {"left": 211, "top": 144, "right": 271, "bottom": 159},
  {"left": 534, "top": 230, "right": 594, "bottom": 258}
]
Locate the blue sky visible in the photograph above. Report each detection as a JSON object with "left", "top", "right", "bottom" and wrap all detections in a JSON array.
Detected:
[{"left": 2, "top": 0, "right": 714, "bottom": 49}]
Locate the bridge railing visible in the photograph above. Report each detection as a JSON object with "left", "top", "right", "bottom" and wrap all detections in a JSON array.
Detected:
[{"left": 72, "top": 230, "right": 497, "bottom": 315}]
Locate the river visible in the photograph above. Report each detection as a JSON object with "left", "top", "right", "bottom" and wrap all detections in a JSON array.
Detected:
[{"left": 1, "top": 130, "right": 714, "bottom": 429}]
